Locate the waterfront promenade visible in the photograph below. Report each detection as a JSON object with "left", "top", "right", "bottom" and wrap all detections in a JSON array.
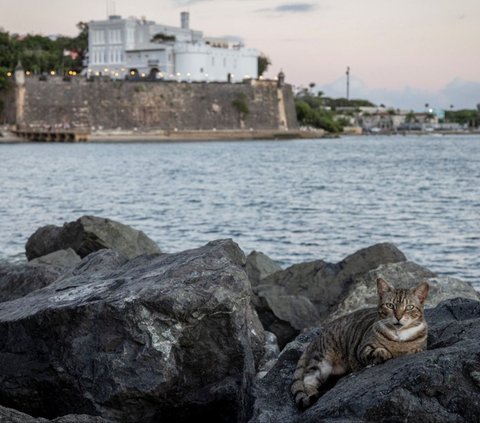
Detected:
[{"left": 1, "top": 128, "right": 327, "bottom": 143}]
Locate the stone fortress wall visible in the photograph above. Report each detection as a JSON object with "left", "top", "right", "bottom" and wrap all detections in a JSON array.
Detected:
[{"left": 6, "top": 76, "right": 298, "bottom": 132}]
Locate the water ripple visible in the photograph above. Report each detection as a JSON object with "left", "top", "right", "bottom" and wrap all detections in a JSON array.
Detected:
[{"left": 1, "top": 135, "right": 479, "bottom": 289}]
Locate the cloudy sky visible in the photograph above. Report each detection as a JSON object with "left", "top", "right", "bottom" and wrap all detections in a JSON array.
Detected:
[{"left": 2, "top": 0, "right": 480, "bottom": 109}]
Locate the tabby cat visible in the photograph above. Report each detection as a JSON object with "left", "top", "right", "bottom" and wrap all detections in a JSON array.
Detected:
[{"left": 291, "top": 278, "right": 429, "bottom": 410}]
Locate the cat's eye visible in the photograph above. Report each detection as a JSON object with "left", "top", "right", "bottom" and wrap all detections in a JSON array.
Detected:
[
  {"left": 406, "top": 305, "right": 415, "bottom": 311},
  {"left": 385, "top": 303, "right": 394, "bottom": 309}
]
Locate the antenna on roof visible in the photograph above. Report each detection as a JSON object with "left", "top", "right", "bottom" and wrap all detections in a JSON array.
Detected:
[{"left": 106, "top": 0, "right": 116, "bottom": 17}]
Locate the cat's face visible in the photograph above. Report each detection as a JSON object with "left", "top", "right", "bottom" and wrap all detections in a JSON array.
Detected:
[{"left": 376, "top": 278, "right": 429, "bottom": 328}]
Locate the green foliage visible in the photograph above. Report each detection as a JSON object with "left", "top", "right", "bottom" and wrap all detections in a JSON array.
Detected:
[
  {"left": 0, "top": 32, "right": 18, "bottom": 69},
  {"left": 405, "top": 111, "right": 417, "bottom": 123},
  {"left": 336, "top": 116, "right": 351, "bottom": 127},
  {"left": 257, "top": 54, "right": 271, "bottom": 77},
  {"left": 295, "top": 97, "right": 342, "bottom": 133},
  {"left": 232, "top": 92, "right": 250, "bottom": 116},
  {"left": 0, "top": 22, "right": 88, "bottom": 76},
  {"left": 151, "top": 33, "right": 176, "bottom": 43},
  {"left": 321, "top": 97, "right": 376, "bottom": 109},
  {"left": 294, "top": 92, "right": 378, "bottom": 132},
  {"left": 0, "top": 66, "right": 11, "bottom": 91},
  {"left": 446, "top": 109, "right": 480, "bottom": 128}
]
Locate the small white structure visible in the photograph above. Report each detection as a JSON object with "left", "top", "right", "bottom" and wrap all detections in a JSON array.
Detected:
[{"left": 87, "top": 12, "right": 258, "bottom": 82}]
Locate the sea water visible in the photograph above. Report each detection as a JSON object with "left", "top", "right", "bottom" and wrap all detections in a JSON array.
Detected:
[{"left": 1, "top": 135, "right": 479, "bottom": 289}]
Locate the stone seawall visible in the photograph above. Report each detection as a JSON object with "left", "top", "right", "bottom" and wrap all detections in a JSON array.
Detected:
[{"left": 10, "top": 77, "right": 298, "bottom": 132}]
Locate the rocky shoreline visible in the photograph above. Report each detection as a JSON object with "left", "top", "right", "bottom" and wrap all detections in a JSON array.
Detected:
[{"left": 0, "top": 216, "right": 479, "bottom": 422}]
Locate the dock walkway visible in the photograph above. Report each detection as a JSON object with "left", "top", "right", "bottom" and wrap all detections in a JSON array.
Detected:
[{"left": 12, "top": 127, "right": 90, "bottom": 142}]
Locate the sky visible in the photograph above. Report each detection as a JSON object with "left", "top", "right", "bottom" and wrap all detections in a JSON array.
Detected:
[{"left": 1, "top": 0, "right": 480, "bottom": 110}]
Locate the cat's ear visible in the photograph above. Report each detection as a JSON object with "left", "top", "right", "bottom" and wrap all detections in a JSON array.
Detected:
[
  {"left": 376, "top": 278, "right": 393, "bottom": 296},
  {"left": 413, "top": 282, "right": 429, "bottom": 304}
]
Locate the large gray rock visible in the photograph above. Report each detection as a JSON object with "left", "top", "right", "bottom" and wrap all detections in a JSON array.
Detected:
[
  {"left": 328, "top": 261, "right": 480, "bottom": 321},
  {"left": 0, "top": 405, "right": 111, "bottom": 422},
  {"left": 246, "top": 251, "right": 282, "bottom": 287},
  {"left": 0, "top": 240, "right": 264, "bottom": 423},
  {"left": 29, "top": 248, "right": 82, "bottom": 268},
  {"left": 0, "top": 249, "right": 82, "bottom": 303},
  {"left": 254, "top": 243, "right": 407, "bottom": 347},
  {"left": 25, "top": 215, "right": 161, "bottom": 260},
  {"left": 249, "top": 298, "right": 480, "bottom": 423},
  {"left": 0, "top": 262, "right": 62, "bottom": 303}
]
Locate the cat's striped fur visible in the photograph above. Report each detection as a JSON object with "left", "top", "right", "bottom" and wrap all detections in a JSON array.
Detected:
[{"left": 291, "top": 278, "right": 429, "bottom": 410}]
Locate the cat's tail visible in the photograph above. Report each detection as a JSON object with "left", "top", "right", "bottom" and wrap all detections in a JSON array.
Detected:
[{"left": 290, "top": 347, "right": 314, "bottom": 410}]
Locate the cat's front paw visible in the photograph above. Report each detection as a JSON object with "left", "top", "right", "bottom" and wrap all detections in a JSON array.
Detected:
[{"left": 370, "top": 347, "right": 392, "bottom": 365}]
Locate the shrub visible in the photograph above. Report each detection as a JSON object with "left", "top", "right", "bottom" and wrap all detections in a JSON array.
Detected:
[{"left": 232, "top": 93, "right": 249, "bottom": 116}]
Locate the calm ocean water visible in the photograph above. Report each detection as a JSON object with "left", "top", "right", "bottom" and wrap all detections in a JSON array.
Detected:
[{"left": 1, "top": 135, "right": 479, "bottom": 289}]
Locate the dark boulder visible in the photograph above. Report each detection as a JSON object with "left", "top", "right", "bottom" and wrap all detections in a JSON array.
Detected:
[
  {"left": 0, "top": 405, "right": 47, "bottom": 423},
  {"left": 246, "top": 251, "right": 282, "bottom": 287},
  {"left": 29, "top": 248, "right": 81, "bottom": 268},
  {"left": 0, "top": 249, "right": 83, "bottom": 303},
  {"left": 25, "top": 215, "right": 161, "bottom": 260},
  {"left": 253, "top": 243, "right": 406, "bottom": 347},
  {"left": 249, "top": 298, "right": 480, "bottom": 423},
  {"left": 0, "top": 405, "right": 111, "bottom": 422},
  {"left": 0, "top": 261, "right": 62, "bottom": 303},
  {"left": 0, "top": 240, "right": 264, "bottom": 423}
]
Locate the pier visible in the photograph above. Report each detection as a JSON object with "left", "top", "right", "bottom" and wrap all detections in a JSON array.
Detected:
[{"left": 12, "top": 127, "right": 90, "bottom": 142}]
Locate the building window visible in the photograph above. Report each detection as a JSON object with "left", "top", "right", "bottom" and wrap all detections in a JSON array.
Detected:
[
  {"left": 127, "top": 28, "right": 134, "bottom": 44},
  {"left": 110, "top": 29, "right": 121, "bottom": 44},
  {"left": 223, "top": 58, "right": 226, "bottom": 67},
  {"left": 93, "top": 30, "right": 105, "bottom": 45},
  {"left": 212, "top": 57, "right": 215, "bottom": 66}
]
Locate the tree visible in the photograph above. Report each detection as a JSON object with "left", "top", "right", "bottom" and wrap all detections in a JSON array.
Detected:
[
  {"left": 405, "top": 111, "right": 416, "bottom": 123},
  {"left": 257, "top": 53, "right": 271, "bottom": 77},
  {"left": 0, "top": 31, "right": 19, "bottom": 69},
  {"left": 151, "top": 33, "right": 176, "bottom": 43},
  {"left": 0, "top": 67, "right": 11, "bottom": 91},
  {"left": 448, "top": 109, "right": 480, "bottom": 128},
  {"left": 294, "top": 94, "right": 343, "bottom": 133},
  {"left": 0, "top": 23, "right": 88, "bottom": 75},
  {"left": 321, "top": 97, "right": 376, "bottom": 109}
]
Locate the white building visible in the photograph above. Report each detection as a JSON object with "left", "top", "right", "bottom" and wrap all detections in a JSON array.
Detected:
[{"left": 87, "top": 12, "right": 258, "bottom": 82}]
